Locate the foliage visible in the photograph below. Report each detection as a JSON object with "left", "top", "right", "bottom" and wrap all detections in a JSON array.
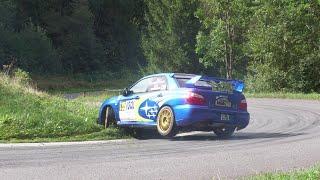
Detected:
[
  {"left": 196, "top": 0, "right": 253, "bottom": 79},
  {"left": 88, "top": 0, "right": 145, "bottom": 71},
  {"left": 4, "top": 0, "right": 145, "bottom": 74},
  {"left": 0, "top": 1, "right": 60, "bottom": 74},
  {"left": 0, "top": 0, "right": 320, "bottom": 93},
  {"left": 142, "top": 0, "right": 201, "bottom": 73},
  {"left": 0, "top": 0, "right": 15, "bottom": 29},
  {"left": 245, "top": 0, "right": 320, "bottom": 93},
  {"left": 13, "top": 68, "right": 31, "bottom": 85},
  {"left": 0, "top": 25, "right": 60, "bottom": 74},
  {"left": 245, "top": 92, "right": 320, "bottom": 100},
  {"left": 57, "top": 2, "right": 108, "bottom": 73},
  {"left": 245, "top": 63, "right": 288, "bottom": 92}
]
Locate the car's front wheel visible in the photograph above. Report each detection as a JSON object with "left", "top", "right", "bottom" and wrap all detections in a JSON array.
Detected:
[
  {"left": 104, "top": 106, "right": 116, "bottom": 128},
  {"left": 213, "top": 127, "right": 235, "bottom": 138},
  {"left": 156, "top": 106, "right": 177, "bottom": 137}
]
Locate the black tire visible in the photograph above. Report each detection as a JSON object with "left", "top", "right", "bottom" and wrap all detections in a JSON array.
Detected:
[
  {"left": 104, "top": 106, "right": 116, "bottom": 128},
  {"left": 213, "top": 127, "right": 235, "bottom": 138},
  {"left": 156, "top": 106, "right": 177, "bottom": 138}
]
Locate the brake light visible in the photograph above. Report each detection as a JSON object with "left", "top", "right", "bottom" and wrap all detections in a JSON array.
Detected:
[
  {"left": 186, "top": 92, "right": 206, "bottom": 105},
  {"left": 239, "top": 99, "right": 247, "bottom": 111}
]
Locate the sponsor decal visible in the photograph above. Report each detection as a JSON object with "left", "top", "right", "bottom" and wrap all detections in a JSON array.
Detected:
[
  {"left": 215, "top": 96, "right": 231, "bottom": 107},
  {"left": 138, "top": 100, "right": 159, "bottom": 120},
  {"left": 147, "top": 77, "right": 167, "bottom": 92}
]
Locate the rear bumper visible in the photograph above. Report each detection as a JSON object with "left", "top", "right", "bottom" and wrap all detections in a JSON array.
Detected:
[{"left": 173, "top": 105, "right": 250, "bottom": 130}]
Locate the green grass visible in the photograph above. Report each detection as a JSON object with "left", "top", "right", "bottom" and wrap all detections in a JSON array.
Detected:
[
  {"left": 33, "top": 73, "right": 136, "bottom": 94},
  {"left": 245, "top": 92, "right": 320, "bottom": 100},
  {"left": 0, "top": 128, "right": 130, "bottom": 143},
  {"left": 72, "top": 91, "right": 119, "bottom": 109},
  {"left": 0, "top": 73, "right": 129, "bottom": 142},
  {"left": 248, "top": 166, "right": 320, "bottom": 180}
]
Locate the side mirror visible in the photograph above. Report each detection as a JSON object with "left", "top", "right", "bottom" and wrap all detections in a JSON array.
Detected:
[{"left": 122, "top": 88, "right": 132, "bottom": 96}]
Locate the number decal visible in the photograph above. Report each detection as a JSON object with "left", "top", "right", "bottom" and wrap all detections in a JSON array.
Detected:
[
  {"left": 120, "top": 100, "right": 135, "bottom": 111},
  {"left": 127, "top": 101, "right": 134, "bottom": 110},
  {"left": 119, "top": 100, "right": 136, "bottom": 121}
]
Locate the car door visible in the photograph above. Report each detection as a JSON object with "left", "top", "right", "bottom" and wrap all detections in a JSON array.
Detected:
[{"left": 118, "top": 76, "right": 168, "bottom": 124}]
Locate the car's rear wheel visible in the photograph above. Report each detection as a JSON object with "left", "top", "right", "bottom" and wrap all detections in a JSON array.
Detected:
[
  {"left": 157, "top": 106, "right": 177, "bottom": 137},
  {"left": 104, "top": 106, "right": 116, "bottom": 128},
  {"left": 213, "top": 127, "right": 235, "bottom": 138}
]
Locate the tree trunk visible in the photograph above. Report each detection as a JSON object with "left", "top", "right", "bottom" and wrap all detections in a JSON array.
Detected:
[
  {"left": 225, "top": 9, "right": 232, "bottom": 79},
  {"left": 228, "top": 26, "right": 234, "bottom": 79},
  {"left": 225, "top": 1, "right": 234, "bottom": 80},
  {"left": 224, "top": 40, "right": 230, "bottom": 79}
]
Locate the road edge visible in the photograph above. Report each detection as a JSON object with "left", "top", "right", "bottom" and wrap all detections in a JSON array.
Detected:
[{"left": 0, "top": 139, "right": 132, "bottom": 148}]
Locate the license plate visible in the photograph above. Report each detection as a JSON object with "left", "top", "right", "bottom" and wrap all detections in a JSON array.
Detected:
[{"left": 221, "top": 114, "right": 230, "bottom": 121}]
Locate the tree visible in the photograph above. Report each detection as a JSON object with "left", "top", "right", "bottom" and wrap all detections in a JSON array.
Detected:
[
  {"left": 196, "top": 0, "right": 252, "bottom": 79},
  {"left": 0, "top": 0, "right": 59, "bottom": 74},
  {"left": 13, "top": 0, "right": 77, "bottom": 32},
  {"left": 12, "top": 0, "right": 113, "bottom": 74},
  {"left": 142, "top": 0, "right": 200, "bottom": 73},
  {"left": 58, "top": 1, "right": 108, "bottom": 73},
  {"left": 246, "top": 0, "right": 320, "bottom": 92},
  {"left": 88, "top": 0, "right": 145, "bottom": 71}
]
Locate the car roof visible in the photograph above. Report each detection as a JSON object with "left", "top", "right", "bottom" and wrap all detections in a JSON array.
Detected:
[{"left": 144, "top": 73, "right": 197, "bottom": 79}]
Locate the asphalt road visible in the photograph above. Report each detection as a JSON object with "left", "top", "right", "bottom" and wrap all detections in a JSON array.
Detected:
[{"left": 1, "top": 99, "right": 320, "bottom": 180}]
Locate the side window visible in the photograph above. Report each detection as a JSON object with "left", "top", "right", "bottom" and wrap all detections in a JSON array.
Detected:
[
  {"left": 130, "top": 78, "right": 151, "bottom": 94},
  {"left": 147, "top": 76, "right": 167, "bottom": 92}
]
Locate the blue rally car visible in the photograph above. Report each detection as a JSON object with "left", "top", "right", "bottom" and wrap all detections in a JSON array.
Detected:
[{"left": 98, "top": 73, "right": 249, "bottom": 138}]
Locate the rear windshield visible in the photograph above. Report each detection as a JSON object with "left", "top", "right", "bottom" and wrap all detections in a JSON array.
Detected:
[{"left": 175, "top": 78, "right": 211, "bottom": 88}]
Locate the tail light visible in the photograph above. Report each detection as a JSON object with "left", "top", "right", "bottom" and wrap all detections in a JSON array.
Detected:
[
  {"left": 186, "top": 92, "right": 206, "bottom": 105},
  {"left": 239, "top": 99, "right": 247, "bottom": 111}
]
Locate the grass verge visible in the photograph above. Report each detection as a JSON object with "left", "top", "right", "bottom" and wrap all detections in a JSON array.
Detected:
[
  {"left": 248, "top": 166, "right": 320, "bottom": 180},
  {"left": 0, "top": 73, "right": 129, "bottom": 142},
  {"left": 0, "top": 128, "right": 130, "bottom": 143},
  {"left": 245, "top": 92, "right": 320, "bottom": 100},
  {"left": 32, "top": 72, "right": 137, "bottom": 94}
]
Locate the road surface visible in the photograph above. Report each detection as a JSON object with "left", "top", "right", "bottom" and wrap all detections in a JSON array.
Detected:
[{"left": 1, "top": 99, "right": 320, "bottom": 180}]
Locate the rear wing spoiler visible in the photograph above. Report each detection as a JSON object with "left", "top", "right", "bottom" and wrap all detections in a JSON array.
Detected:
[{"left": 185, "top": 75, "right": 245, "bottom": 93}]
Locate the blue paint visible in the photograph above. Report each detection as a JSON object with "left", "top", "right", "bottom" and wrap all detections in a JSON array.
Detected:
[{"left": 98, "top": 73, "right": 250, "bottom": 131}]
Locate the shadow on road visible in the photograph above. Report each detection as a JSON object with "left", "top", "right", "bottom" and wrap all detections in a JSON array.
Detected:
[
  {"left": 170, "top": 132, "right": 304, "bottom": 141},
  {"left": 133, "top": 130, "right": 304, "bottom": 141}
]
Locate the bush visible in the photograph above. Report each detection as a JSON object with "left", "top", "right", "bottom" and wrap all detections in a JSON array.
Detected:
[
  {"left": 0, "top": 25, "right": 60, "bottom": 74},
  {"left": 245, "top": 63, "right": 288, "bottom": 93},
  {"left": 13, "top": 68, "right": 31, "bottom": 85},
  {"left": 0, "top": 0, "right": 60, "bottom": 74}
]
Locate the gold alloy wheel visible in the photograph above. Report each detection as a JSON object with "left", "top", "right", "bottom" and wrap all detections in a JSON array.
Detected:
[{"left": 157, "top": 107, "right": 174, "bottom": 134}]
